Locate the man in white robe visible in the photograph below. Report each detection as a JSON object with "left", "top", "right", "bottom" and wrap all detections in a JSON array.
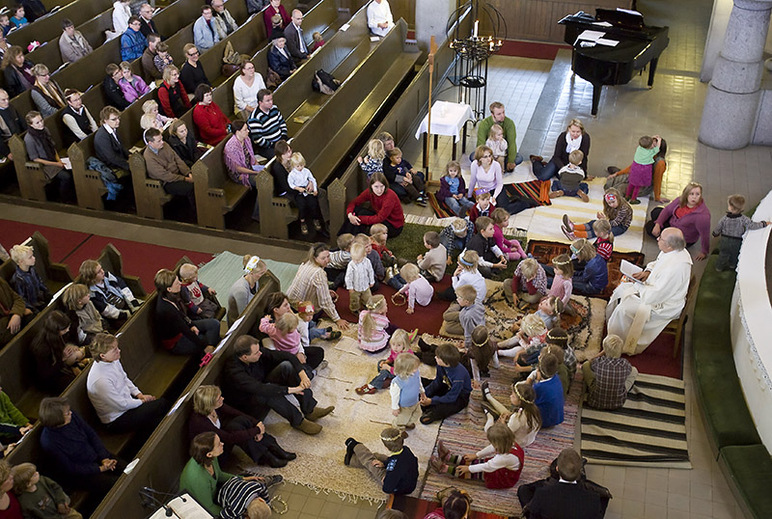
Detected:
[
  {"left": 367, "top": 0, "right": 394, "bottom": 37},
  {"left": 606, "top": 228, "right": 693, "bottom": 354}
]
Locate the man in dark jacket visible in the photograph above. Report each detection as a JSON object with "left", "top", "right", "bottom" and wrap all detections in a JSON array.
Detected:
[
  {"left": 0, "top": 88, "right": 26, "bottom": 158},
  {"left": 94, "top": 106, "right": 129, "bottom": 172},
  {"left": 103, "top": 64, "right": 130, "bottom": 110},
  {"left": 222, "top": 335, "right": 333, "bottom": 435}
]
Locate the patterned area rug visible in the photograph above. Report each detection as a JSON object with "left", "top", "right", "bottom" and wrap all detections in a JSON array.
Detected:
[
  {"left": 251, "top": 335, "right": 441, "bottom": 504},
  {"left": 526, "top": 240, "right": 645, "bottom": 300},
  {"left": 503, "top": 179, "right": 551, "bottom": 207},
  {"left": 581, "top": 373, "right": 690, "bottom": 469},
  {"left": 481, "top": 280, "right": 608, "bottom": 362},
  {"left": 418, "top": 335, "right": 584, "bottom": 516},
  {"left": 427, "top": 191, "right": 455, "bottom": 219}
]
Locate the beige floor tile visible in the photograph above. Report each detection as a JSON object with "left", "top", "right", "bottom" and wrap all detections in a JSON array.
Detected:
[
  {"left": 668, "top": 493, "right": 691, "bottom": 513},
  {"left": 666, "top": 510, "right": 690, "bottom": 519},
  {"left": 622, "top": 498, "right": 645, "bottom": 518}
]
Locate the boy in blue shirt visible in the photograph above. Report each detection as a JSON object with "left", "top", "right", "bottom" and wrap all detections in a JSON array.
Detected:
[
  {"left": 527, "top": 352, "right": 564, "bottom": 427},
  {"left": 419, "top": 343, "right": 472, "bottom": 424},
  {"left": 344, "top": 427, "right": 419, "bottom": 495}
]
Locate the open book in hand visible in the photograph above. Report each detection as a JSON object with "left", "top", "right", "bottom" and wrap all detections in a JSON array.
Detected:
[{"left": 620, "top": 259, "right": 644, "bottom": 283}]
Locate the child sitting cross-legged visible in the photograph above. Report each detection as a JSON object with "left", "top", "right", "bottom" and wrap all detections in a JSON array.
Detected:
[
  {"left": 388, "top": 263, "right": 434, "bottom": 314},
  {"left": 491, "top": 207, "right": 527, "bottom": 261},
  {"left": 344, "top": 428, "right": 419, "bottom": 495},
  {"left": 503, "top": 258, "right": 548, "bottom": 308},
  {"left": 178, "top": 263, "right": 220, "bottom": 320},
  {"left": 545, "top": 327, "right": 576, "bottom": 393},
  {"left": 438, "top": 218, "right": 475, "bottom": 261},
  {"left": 356, "top": 329, "right": 413, "bottom": 395},
  {"left": 481, "top": 380, "right": 541, "bottom": 448},
  {"left": 569, "top": 238, "right": 608, "bottom": 296},
  {"left": 416, "top": 231, "right": 448, "bottom": 283},
  {"left": 419, "top": 343, "right": 472, "bottom": 424},
  {"left": 358, "top": 295, "right": 391, "bottom": 353},
  {"left": 582, "top": 334, "right": 638, "bottom": 410},
  {"left": 390, "top": 352, "right": 425, "bottom": 433},
  {"left": 550, "top": 149, "right": 589, "bottom": 202},
  {"left": 441, "top": 284, "right": 484, "bottom": 339},
  {"left": 465, "top": 216, "right": 507, "bottom": 279},
  {"left": 431, "top": 422, "right": 524, "bottom": 489}
]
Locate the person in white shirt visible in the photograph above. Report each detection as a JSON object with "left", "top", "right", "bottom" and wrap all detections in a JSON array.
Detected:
[
  {"left": 367, "top": 0, "right": 394, "bottom": 37},
  {"left": 233, "top": 60, "right": 266, "bottom": 117},
  {"left": 86, "top": 333, "right": 169, "bottom": 433},
  {"left": 112, "top": 0, "right": 132, "bottom": 34}
]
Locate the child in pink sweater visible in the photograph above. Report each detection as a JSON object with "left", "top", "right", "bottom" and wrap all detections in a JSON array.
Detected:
[{"left": 491, "top": 208, "right": 526, "bottom": 260}]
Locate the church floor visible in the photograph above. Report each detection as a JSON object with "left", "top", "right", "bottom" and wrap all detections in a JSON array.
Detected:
[{"left": 1, "top": 0, "right": 770, "bottom": 516}]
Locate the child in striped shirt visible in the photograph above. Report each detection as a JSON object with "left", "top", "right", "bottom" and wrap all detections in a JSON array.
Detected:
[{"left": 346, "top": 243, "right": 374, "bottom": 314}]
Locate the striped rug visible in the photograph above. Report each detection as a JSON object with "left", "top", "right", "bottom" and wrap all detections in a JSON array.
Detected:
[{"left": 580, "top": 373, "right": 691, "bottom": 469}]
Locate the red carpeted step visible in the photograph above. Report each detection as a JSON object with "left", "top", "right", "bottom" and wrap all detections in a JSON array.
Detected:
[
  {"left": 624, "top": 332, "right": 682, "bottom": 379},
  {"left": 0, "top": 219, "right": 91, "bottom": 263}
]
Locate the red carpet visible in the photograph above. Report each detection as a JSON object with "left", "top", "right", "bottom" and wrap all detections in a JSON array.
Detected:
[
  {"left": 499, "top": 39, "right": 570, "bottom": 60},
  {"left": 334, "top": 275, "right": 453, "bottom": 335},
  {"left": 0, "top": 219, "right": 90, "bottom": 263},
  {"left": 625, "top": 332, "right": 683, "bottom": 380}
]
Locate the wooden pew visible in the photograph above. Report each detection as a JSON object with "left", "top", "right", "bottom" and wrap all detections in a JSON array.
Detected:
[
  {"left": 90, "top": 271, "right": 280, "bottom": 519},
  {"left": 327, "top": 10, "right": 471, "bottom": 237},
  {"left": 6, "top": 0, "right": 90, "bottom": 47}
]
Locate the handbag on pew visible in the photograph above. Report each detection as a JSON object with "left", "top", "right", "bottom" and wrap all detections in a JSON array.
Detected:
[
  {"left": 222, "top": 41, "right": 250, "bottom": 77},
  {"left": 312, "top": 69, "right": 340, "bottom": 95}
]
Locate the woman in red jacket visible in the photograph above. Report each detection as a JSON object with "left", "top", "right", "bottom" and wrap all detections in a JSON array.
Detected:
[
  {"left": 340, "top": 172, "right": 404, "bottom": 237},
  {"left": 157, "top": 65, "right": 191, "bottom": 118},
  {"left": 192, "top": 85, "right": 230, "bottom": 146}
]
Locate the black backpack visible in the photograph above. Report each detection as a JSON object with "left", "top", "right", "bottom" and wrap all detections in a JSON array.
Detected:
[{"left": 312, "top": 69, "right": 340, "bottom": 95}]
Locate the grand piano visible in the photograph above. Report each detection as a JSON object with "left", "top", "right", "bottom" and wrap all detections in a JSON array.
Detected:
[{"left": 559, "top": 9, "right": 669, "bottom": 116}]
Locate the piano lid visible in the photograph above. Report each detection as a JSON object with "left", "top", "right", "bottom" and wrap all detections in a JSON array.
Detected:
[{"left": 596, "top": 8, "right": 644, "bottom": 31}]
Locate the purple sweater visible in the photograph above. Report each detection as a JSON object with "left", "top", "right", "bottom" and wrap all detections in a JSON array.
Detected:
[
  {"left": 437, "top": 175, "right": 468, "bottom": 201},
  {"left": 655, "top": 200, "right": 712, "bottom": 255}
]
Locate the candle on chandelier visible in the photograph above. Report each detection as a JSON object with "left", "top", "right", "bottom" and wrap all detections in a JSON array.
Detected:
[{"left": 473, "top": 20, "right": 479, "bottom": 38}]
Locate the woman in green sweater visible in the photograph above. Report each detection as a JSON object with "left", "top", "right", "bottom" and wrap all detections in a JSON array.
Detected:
[
  {"left": 0, "top": 386, "right": 32, "bottom": 444},
  {"left": 180, "top": 432, "right": 278, "bottom": 517}
]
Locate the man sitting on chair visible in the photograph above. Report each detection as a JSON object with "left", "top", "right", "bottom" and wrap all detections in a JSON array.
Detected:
[{"left": 605, "top": 227, "right": 692, "bottom": 355}]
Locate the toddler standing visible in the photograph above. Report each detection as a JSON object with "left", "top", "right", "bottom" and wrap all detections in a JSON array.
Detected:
[
  {"left": 346, "top": 243, "right": 374, "bottom": 314},
  {"left": 626, "top": 135, "right": 661, "bottom": 204},
  {"left": 358, "top": 295, "right": 390, "bottom": 353},
  {"left": 712, "top": 194, "right": 770, "bottom": 271},
  {"left": 547, "top": 254, "right": 574, "bottom": 310},
  {"left": 486, "top": 124, "right": 508, "bottom": 172},
  {"left": 287, "top": 152, "right": 324, "bottom": 235},
  {"left": 356, "top": 329, "right": 413, "bottom": 394},
  {"left": 326, "top": 233, "right": 354, "bottom": 290},
  {"left": 390, "top": 352, "right": 424, "bottom": 431},
  {"left": 437, "top": 160, "right": 474, "bottom": 217},
  {"left": 431, "top": 423, "right": 523, "bottom": 489},
  {"left": 491, "top": 207, "right": 527, "bottom": 260},
  {"left": 178, "top": 263, "right": 219, "bottom": 319}
]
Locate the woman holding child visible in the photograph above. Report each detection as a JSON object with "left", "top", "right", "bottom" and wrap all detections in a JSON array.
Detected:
[
  {"left": 287, "top": 243, "right": 350, "bottom": 330},
  {"left": 530, "top": 119, "right": 591, "bottom": 181},
  {"left": 644, "top": 182, "right": 711, "bottom": 261},
  {"left": 468, "top": 146, "right": 535, "bottom": 215},
  {"left": 340, "top": 172, "right": 404, "bottom": 238}
]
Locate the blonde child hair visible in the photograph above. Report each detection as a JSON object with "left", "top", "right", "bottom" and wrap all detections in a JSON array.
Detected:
[
  {"left": 393, "top": 351, "right": 420, "bottom": 379},
  {"left": 247, "top": 498, "right": 272, "bottom": 519},
  {"left": 490, "top": 207, "right": 510, "bottom": 226},
  {"left": 337, "top": 233, "right": 355, "bottom": 251},
  {"left": 10, "top": 462, "right": 37, "bottom": 494},
  {"left": 476, "top": 190, "right": 492, "bottom": 202},
  {"left": 568, "top": 149, "right": 584, "bottom": 166},
  {"left": 487, "top": 422, "right": 515, "bottom": 454},
  {"left": 290, "top": 152, "right": 306, "bottom": 170},
  {"left": 10, "top": 244, "right": 32, "bottom": 264},
  {"left": 350, "top": 242, "right": 366, "bottom": 262},
  {"left": 366, "top": 139, "right": 386, "bottom": 161},
  {"left": 542, "top": 295, "right": 564, "bottom": 316},
  {"left": 276, "top": 312, "right": 299, "bottom": 334},
  {"left": 361, "top": 295, "right": 388, "bottom": 338},
  {"left": 512, "top": 381, "right": 541, "bottom": 431},
  {"left": 488, "top": 123, "right": 504, "bottom": 140},
  {"left": 592, "top": 219, "right": 613, "bottom": 243},
  {"left": 602, "top": 187, "right": 630, "bottom": 222},
  {"left": 520, "top": 313, "right": 547, "bottom": 339},
  {"left": 370, "top": 223, "right": 388, "bottom": 245},
  {"left": 551, "top": 254, "right": 573, "bottom": 278},
  {"left": 455, "top": 284, "right": 477, "bottom": 304},
  {"left": 389, "top": 328, "right": 411, "bottom": 353},
  {"left": 444, "top": 160, "right": 461, "bottom": 176},
  {"left": 570, "top": 239, "right": 596, "bottom": 262},
  {"left": 62, "top": 283, "right": 89, "bottom": 310},
  {"left": 457, "top": 249, "right": 479, "bottom": 271},
  {"left": 91, "top": 333, "right": 118, "bottom": 360},
  {"left": 242, "top": 254, "right": 266, "bottom": 270},
  {"left": 399, "top": 263, "right": 420, "bottom": 283},
  {"left": 603, "top": 334, "right": 623, "bottom": 358},
  {"left": 451, "top": 218, "right": 468, "bottom": 234},
  {"left": 518, "top": 258, "right": 539, "bottom": 280},
  {"left": 353, "top": 233, "right": 371, "bottom": 247},
  {"left": 178, "top": 263, "right": 198, "bottom": 282}
]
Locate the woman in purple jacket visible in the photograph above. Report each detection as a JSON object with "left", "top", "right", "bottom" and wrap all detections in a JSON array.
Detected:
[{"left": 645, "top": 182, "right": 711, "bottom": 260}]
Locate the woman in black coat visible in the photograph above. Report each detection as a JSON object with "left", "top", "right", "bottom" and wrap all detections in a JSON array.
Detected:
[
  {"left": 1, "top": 46, "right": 35, "bottom": 98},
  {"left": 267, "top": 32, "right": 296, "bottom": 81},
  {"left": 168, "top": 119, "right": 204, "bottom": 167},
  {"left": 531, "top": 118, "right": 591, "bottom": 181}
]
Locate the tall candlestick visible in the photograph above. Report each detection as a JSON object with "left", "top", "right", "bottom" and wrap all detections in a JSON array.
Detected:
[{"left": 473, "top": 20, "right": 479, "bottom": 38}]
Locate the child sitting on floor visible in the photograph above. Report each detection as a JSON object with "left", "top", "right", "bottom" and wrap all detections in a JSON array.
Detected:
[
  {"left": 390, "top": 263, "right": 433, "bottom": 314},
  {"left": 390, "top": 352, "right": 424, "bottom": 432},
  {"left": 326, "top": 233, "right": 354, "bottom": 290},
  {"left": 464, "top": 216, "right": 507, "bottom": 279},
  {"left": 358, "top": 295, "right": 390, "bottom": 353},
  {"left": 503, "top": 258, "right": 548, "bottom": 308},
  {"left": 540, "top": 345, "right": 569, "bottom": 394},
  {"left": 442, "top": 284, "right": 483, "bottom": 338},
  {"left": 346, "top": 243, "right": 374, "bottom": 314},
  {"left": 491, "top": 207, "right": 527, "bottom": 261},
  {"left": 297, "top": 301, "right": 341, "bottom": 346},
  {"left": 466, "top": 190, "right": 494, "bottom": 223},
  {"left": 462, "top": 325, "right": 498, "bottom": 379},
  {"left": 431, "top": 422, "right": 524, "bottom": 489},
  {"left": 259, "top": 311, "right": 325, "bottom": 373},
  {"left": 178, "top": 263, "right": 219, "bottom": 320},
  {"left": 498, "top": 313, "right": 549, "bottom": 375},
  {"left": 712, "top": 194, "right": 770, "bottom": 271},
  {"left": 562, "top": 187, "right": 633, "bottom": 240},
  {"left": 582, "top": 334, "right": 638, "bottom": 410},
  {"left": 550, "top": 149, "right": 589, "bottom": 202},
  {"left": 420, "top": 343, "right": 472, "bottom": 424},
  {"left": 344, "top": 428, "right": 419, "bottom": 495},
  {"left": 438, "top": 160, "right": 474, "bottom": 217},
  {"left": 417, "top": 231, "right": 447, "bottom": 283},
  {"left": 570, "top": 238, "right": 608, "bottom": 296},
  {"left": 356, "top": 329, "right": 413, "bottom": 395},
  {"left": 545, "top": 327, "right": 576, "bottom": 385},
  {"left": 481, "top": 380, "right": 541, "bottom": 448},
  {"left": 527, "top": 352, "right": 564, "bottom": 427},
  {"left": 439, "top": 218, "right": 475, "bottom": 260},
  {"left": 370, "top": 223, "right": 396, "bottom": 269},
  {"left": 592, "top": 219, "right": 613, "bottom": 262}
]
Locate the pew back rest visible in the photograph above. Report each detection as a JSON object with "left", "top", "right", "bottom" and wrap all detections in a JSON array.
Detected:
[{"left": 7, "top": 0, "right": 110, "bottom": 48}]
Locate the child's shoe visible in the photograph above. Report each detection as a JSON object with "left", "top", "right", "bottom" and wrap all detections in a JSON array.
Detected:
[
  {"left": 578, "top": 191, "right": 589, "bottom": 203},
  {"left": 437, "top": 440, "right": 450, "bottom": 460},
  {"left": 355, "top": 384, "right": 377, "bottom": 395},
  {"left": 313, "top": 219, "right": 323, "bottom": 231},
  {"left": 629, "top": 198, "right": 640, "bottom": 205},
  {"left": 407, "top": 328, "right": 419, "bottom": 343},
  {"left": 481, "top": 401, "right": 501, "bottom": 421},
  {"left": 549, "top": 190, "right": 564, "bottom": 199},
  {"left": 562, "top": 214, "right": 574, "bottom": 231},
  {"left": 561, "top": 225, "right": 575, "bottom": 241},
  {"left": 300, "top": 221, "right": 309, "bottom": 235},
  {"left": 344, "top": 438, "right": 359, "bottom": 465}
]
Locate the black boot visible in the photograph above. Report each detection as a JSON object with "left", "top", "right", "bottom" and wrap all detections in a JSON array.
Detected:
[
  {"left": 261, "top": 451, "right": 288, "bottom": 468},
  {"left": 268, "top": 442, "right": 297, "bottom": 461}
]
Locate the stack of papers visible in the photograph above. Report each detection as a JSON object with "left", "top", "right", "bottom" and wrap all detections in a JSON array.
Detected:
[{"left": 575, "top": 30, "right": 619, "bottom": 47}]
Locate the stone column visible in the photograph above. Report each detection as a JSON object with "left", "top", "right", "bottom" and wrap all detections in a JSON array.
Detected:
[
  {"left": 699, "top": 0, "right": 772, "bottom": 149},
  {"left": 415, "top": 0, "right": 455, "bottom": 52}
]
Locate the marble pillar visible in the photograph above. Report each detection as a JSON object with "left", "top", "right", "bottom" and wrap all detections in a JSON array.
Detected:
[
  {"left": 414, "top": 0, "right": 455, "bottom": 52},
  {"left": 699, "top": 0, "right": 772, "bottom": 149}
]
